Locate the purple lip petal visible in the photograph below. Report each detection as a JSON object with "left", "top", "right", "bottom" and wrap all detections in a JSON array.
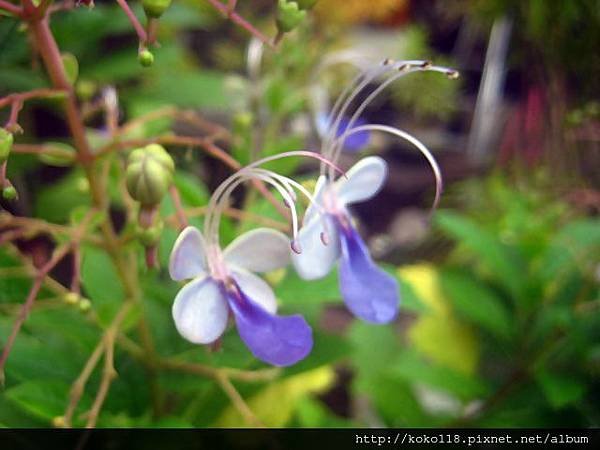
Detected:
[
  {"left": 225, "top": 284, "right": 313, "bottom": 367},
  {"left": 337, "top": 221, "right": 399, "bottom": 324}
]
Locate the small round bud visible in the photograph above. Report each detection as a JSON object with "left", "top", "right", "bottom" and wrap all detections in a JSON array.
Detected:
[
  {"left": 39, "top": 142, "right": 76, "bottom": 167},
  {"left": 138, "top": 49, "right": 154, "bottom": 67},
  {"left": 61, "top": 53, "right": 79, "bottom": 86},
  {"left": 142, "top": 0, "right": 172, "bottom": 18},
  {"left": 78, "top": 298, "right": 91, "bottom": 312},
  {"left": 2, "top": 186, "right": 17, "bottom": 201},
  {"left": 76, "top": 79, "right": 97, "bottom": 101},
  {"left": 126, "top": 144, "right": 175, "bottom": 206},
  {"left": 63, "top": 292, "right": 80, "bottom": 305},
  {"left": 276, "top": 0, "right": 306, "bottom": 33},
  {"left": 0, "top": 128, "right": 13, "bottom": 163},
  {"left": 137, "top": 221, "right": 164, "bottom": 247},
  {"left": 52, "top": 416, "right": 66, "bottom": 428}
]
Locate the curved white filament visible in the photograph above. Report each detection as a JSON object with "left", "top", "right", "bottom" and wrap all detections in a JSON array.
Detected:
[{"left": 334, "top": 124, "right": 443, "bottom": 212}]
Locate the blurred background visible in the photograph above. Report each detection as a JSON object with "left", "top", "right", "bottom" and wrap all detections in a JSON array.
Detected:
[{"left": 0, "top": 0, "right": 599, "bottom": 427}]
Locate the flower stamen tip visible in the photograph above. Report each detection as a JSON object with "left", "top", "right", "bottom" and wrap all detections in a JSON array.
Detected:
[
  {"left": 291, "top": 240, "right": 302, "bottom": 254},
  {"left": 446, "top": 70, "right": 460, "bottom": 80}
]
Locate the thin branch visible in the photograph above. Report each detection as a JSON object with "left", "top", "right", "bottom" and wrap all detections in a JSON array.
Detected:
[
  {"left": 168, "top": 185, "right": 189, "bottom": 230},
  {"left": 0, "top": 211, "right": 95, "bottom": 382},
  {"left": 0, "top": 88, "right": 66, "bottom": 130},
  {"left": 63, "top": 339, "right": 105, "bottom": 427},
  {"left": 115, "top": 0, "right": 147, "bottom": 43},
  {"left": 0, "top": 88, "right": 66, "bottom": 109},
  {"left": 204, "top": 0, "right": 275, "bottom": 49},
  {"left": 0, "top": 0, "right": 22, "bottom": 16},
  {"left": 0, "top": 244, "right": 70, "bottom": 384},
  {"left": 84, "top": 303, "right": 131, "bottom": 428},
  {"left": 215, "top": 372, "right": 263, "bottom": 427}
]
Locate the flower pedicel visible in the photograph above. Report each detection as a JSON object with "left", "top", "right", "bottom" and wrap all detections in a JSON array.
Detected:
[
  {"left": 292, "top": 59, "right": 459, "bottom": 324},
  {"left": 169, "top": 151, "right": 343, "bottom": 367}
]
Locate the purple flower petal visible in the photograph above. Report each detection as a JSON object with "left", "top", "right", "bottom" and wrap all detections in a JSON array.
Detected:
[
  {"left": 338, "top": 221, "right": 399, "bottom": 324},
  {"left": 225, "top": 284, "right": 313, "bottom": 367},
  {"left": 316, "top": 113, "right": 370, "bottom": 153},
  {"left": 336, "top": 116, "right": 370, "bottom": 153}
]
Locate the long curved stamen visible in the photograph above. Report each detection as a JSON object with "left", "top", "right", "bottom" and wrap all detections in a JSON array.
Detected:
[
  {"left": 334, "top": 124, "right": 443, "bottom": 212},
  {"left": 328, "top": 63, "right": 459, "bottom": 178},
  {"left": 322, "top": 59, "right": 433, "bottom": 157},
  {"left": 254, "top": 168, "right": 333, "bottom": 245},
  {"left": 204, "top": 151, "right": 346, "bottom": 251},
  {"left": 321, "top": 60, "right": 397, "bottom": 164},
  {"left": 207, "top": 170, "right": 299, "bottom": 248}
]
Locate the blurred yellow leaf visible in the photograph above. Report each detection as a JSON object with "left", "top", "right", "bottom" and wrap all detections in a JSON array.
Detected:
[
  {"left": 216, "top": 366, "right": 335, "bottom": 427},
  {"left": 399, "top": 264, "right": 479, "bottom": 375}
]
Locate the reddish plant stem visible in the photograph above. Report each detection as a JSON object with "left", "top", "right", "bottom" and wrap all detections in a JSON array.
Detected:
[
  {"left": 70, "top": 247, "right": 82, "bottom": 294},
  {"left": 22, "top": 2, "right": 163, "bottom": 419},
  {"left": 168, "top": 185, "right": 188, "bottom": 230},
  {"left": 27, "top": 17, "right": 95, "bottom": 166},
  {"left": 146, "top": 17, "right": 159, "bottom": 45},
  {"left": 0, "top": 88, "right": 65, "bottom": 109},
  {"left": 0, "top": 162, "right": 7, "bottom": 189},
  {"left": 0, "top": 0, "right": 22, "bottom": 15},
  {"left": 5, "top": 100, "right": 24, "bottom": 131},
  {"left": 115, "top": 0, "right": 147, "bottom": 44},
  {"left": 205, "top": 0, "right": 274, "bottom": 49}
]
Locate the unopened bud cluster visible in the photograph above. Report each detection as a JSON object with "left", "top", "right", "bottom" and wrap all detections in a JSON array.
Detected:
[{"left": 126, "top": 144, "right": 174, "bottom": 207}]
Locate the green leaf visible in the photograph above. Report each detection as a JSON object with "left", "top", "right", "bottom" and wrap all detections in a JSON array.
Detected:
[
  {"left": 216, "top": 366, "right": 335, "bottom": 427},
  {"left": 539, "top": 219, "right": 600, "bottom": 282},
  {"left": 535, "top": 370, "right": 585, "bottom": 409},
  {"left": 390, "top": 350, "right": 489, "bottom": 401},
  {"left": 440, "top": 270, "right": 513, "bottom": 340},
  {"left": 81, "top": 246, "right": 125, "bottom": 324},
  {"left": 274, "top": 268, "right": 340, "bottom": 319},
  {"left": 5, "top": 380, "right": 90, "bottom": 423},
  {"left": 435, "top": 211, "right": 527, "bottom": 301},
  {"left": 33, "top": 170, "right": 90, "bottom": 223}
]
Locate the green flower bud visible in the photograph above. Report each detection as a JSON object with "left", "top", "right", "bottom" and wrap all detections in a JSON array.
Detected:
[
  {"left": 126, "top": 144, "right": 174, "bottom": 206},
  {"left": 142, "top": 0, "right": 172, "bottom": 19},
  {"left": 76, "top": 79, "right": 97, "bottom": 101},
  {"left": 63, "top": 292, "right": 80, "bottom": 305},
  {"left": 138, "top": 49, "right": 154, "bottom": 67},
  {"left": 276, "top": 0, "right": 306, "bottom": 33},
  {"left": 137, "top": 220, "right": 164, "bottom": 247},
  {"left": 39, "top": 142, "right": 77, "bottom": 167},
  {"left": 78, "top": 298, "right": 92, "bottom": 312},
  {"left": 61, "top": 52, "right": 79, "bottom": 85},
  {"left": 52, "top": 416, "right": 66, "bottom": 428},
  {"left": 296, "top": 0, "right": 318, "bottom": 9},
  {"left": 0, "top": 128, "right": 13, "bottom": 163},
  {"left": 2, "top": 186, "right": 17, "bottom": 201}
]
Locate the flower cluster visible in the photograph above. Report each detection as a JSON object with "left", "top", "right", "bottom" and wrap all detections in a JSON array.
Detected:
[{"left": 169, "top": 58, "right": 458, "bottom": 366}]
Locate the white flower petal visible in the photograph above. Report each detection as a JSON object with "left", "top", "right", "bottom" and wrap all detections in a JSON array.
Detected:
[
  {"left": 169, "top": 226, "right": 208, "bottom": 281},
  {"left": 303, "top": 174, "right": 328, "bottom": 225},
  {"left": 172, "top": 276, "right": 228, "bottom": 344},
  {"left": 223, "top": 228, "right": 290, "bottom": 273},
  {"left": 335, "top": 156, "right": 387, "bottom": 205},
  {"left": 231, "top": 268, "right": 277, "bottom": 314},
  {"left": 291, "top": 214, "right": 340, "bottom": 280}
]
